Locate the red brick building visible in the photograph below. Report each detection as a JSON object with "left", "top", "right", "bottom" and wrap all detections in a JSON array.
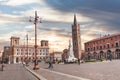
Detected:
[{"left": 84, "top": 34, "right": 120, "bottom": 60}]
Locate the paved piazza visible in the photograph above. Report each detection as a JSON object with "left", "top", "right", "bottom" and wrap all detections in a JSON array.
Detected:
[
  {"left": 1, "top": 60, "right": 120, "bottom": 80},
  {"left": 0, "top": 64, "right": 38, "bottom": 80},
  {"left": 29, "top": 60, "right": 120, "bottom": 80}
]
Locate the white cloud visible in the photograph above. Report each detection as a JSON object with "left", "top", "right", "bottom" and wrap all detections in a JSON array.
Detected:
[
  {"left": 21, "top": 7, "right": 93, "bottom": 24},
  {"left": 1, "top": 0, "right": 45, "bottom": 6}
]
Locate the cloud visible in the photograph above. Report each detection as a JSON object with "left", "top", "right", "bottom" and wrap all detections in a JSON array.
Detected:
[
  {"left": 1, "top": 0, "right": 45, "bottom": 6},
  {"left": 44, "top": 0, "right": 120, "bottom": 33},
  {"left": 0, "top": 13, "right": 29, "bottom": 23},
  {"left": 44, "top": 0, "right": 120, "bottom": 13}
]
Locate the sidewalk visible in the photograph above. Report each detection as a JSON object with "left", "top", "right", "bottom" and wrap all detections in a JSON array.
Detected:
[{"left": 0, "top": 64, "right": 38, "bottom": 80}]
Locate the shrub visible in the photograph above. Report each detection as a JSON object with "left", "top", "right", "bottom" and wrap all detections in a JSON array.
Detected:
[{"left": 85, "top": 59, "right": 96, "bottom": 62}]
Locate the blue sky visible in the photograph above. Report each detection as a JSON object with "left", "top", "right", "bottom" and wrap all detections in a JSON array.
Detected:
[{"left": 0, "top": 0, "right": 120, "bottom": 52}]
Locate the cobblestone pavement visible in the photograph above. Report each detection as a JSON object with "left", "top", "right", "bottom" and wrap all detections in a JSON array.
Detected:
[
  {"left": 29, "top": 60, "right": 120, "bottom": 80},
  {"left": 0, "top": 64, "right": 38, "bottom": 80}
]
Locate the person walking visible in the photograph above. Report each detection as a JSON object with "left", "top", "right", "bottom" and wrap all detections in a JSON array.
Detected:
[
  {"left": 1, "top": 63, "right": 5, "bottom": 71},
  {"left": 48, "top": 57, "right": 53, "bottom": 69},
  {"left": 78, "top": 58, "right": 80, "bottom": 65}
]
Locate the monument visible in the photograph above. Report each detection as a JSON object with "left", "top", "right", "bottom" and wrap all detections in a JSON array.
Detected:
[{"left": 67, "top": 40, "right": 77, "bottom": 62}]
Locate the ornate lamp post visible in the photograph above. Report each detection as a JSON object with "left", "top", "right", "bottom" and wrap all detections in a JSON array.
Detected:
[{"left": 29, "top": 11, "right": 42, "bottom": 70}]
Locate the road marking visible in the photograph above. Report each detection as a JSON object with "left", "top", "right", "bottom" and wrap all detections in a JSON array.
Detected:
[{"left": 41, "top": 68, "right": 91, "bottom": 80}]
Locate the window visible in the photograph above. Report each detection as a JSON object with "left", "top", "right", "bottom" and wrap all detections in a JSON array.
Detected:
[
  {"left": 100, "top": 46, "right": 102, "bottom": 50},
  {"left": 40, "top": 50, "right": 41, "bottom": 52},
  {"left": 88, "top": 48, "right": 90, "bottom": 51},
  {"left": 107, "top": 44, "right": 110, "bottom": 49},
  {"left": 93, "top": 47, "right": 95, "bottom": 50},
  {"left": 115, "top": 42, "right": 119, "bottom": 47},
  {"left": 91, "top": 48, "right": 92, "bottom": 51}
]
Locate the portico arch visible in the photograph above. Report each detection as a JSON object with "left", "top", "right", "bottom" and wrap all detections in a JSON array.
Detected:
[
  {"left": 107, "top": 50, "right": 112, "bottom": 60},
  {"left": 87, "top": 52, "right": 91, "bottom": 60},
  {"left": 115, "top": 49, "right": 120, "bottom": 59}
]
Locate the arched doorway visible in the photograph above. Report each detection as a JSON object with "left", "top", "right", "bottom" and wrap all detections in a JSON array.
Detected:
[
  {"left": 107, "top": 50, "right": 112, "bottom": 60},
  {"left": 99, "top": 51, "right": 105, "bottom": 60},
  {"left": 87, "top": 52, "right": 91, "bottom": 60},
  {"left": 115, "top": 49, "right": 120, "bottom": 59},
  {"left": 16, "top": 57, "right": 19, "bottom": 63}
]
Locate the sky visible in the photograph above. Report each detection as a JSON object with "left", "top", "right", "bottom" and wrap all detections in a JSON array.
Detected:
[{"left": 0, "top": 0, "right": 120, "bottom": 52}]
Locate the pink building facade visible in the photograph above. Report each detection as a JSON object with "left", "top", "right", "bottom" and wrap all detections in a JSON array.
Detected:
[{"left": 84, "top": 34, "right": 120, "bottom": 60}]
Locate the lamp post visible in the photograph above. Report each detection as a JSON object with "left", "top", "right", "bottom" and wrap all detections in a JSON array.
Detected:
[
  {"left": 29, "top": 11, "right": 41, "bottom": 70},
  {"left": 25, "top": 34, "right": 29, "bottom": 66}
]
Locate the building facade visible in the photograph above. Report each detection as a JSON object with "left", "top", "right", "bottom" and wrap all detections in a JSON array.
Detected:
[
  {"left": 84, "top": 34, "right": 120, "bottom": 60},
  {"left": 62, "top": 49, "right": 68, "bottom": 61},
  {"left": 50, "top": 51, "right": 62, "bottom": 62},
  {"left": 3, "top": 46, "right": 10, "bottom": 63},
  {"left": 5, "top": 36, "right": 49, "bottom": 64},
  {"left": 0, "top": 51, "right": 3, "bottom": 63},
  {"left": 72, "top": 14, "right": 82, "bottom": 59}
]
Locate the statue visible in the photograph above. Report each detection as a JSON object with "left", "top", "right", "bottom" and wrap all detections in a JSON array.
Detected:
[{"left": 67, "top": 40, "right": 77, "bottom": 62}]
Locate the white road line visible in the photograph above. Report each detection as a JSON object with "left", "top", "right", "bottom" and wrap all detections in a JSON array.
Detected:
[{"left": 41, "top": 68, "right": 91, "bottom": 80}]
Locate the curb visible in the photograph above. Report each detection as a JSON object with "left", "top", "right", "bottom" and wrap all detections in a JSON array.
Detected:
[{"left": 25, "top": 67, "right": 47, "bottom": 80}]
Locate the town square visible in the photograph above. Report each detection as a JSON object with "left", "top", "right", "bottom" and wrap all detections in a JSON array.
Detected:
[{"left": 0, "top": 0, "right": 120, "bottom": 80}]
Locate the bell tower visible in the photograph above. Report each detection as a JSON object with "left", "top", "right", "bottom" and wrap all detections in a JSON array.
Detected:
[
  {"left": 72, "top": 14, "right": 82, "bottom": 59},
  {"left": 10, "top": 36, "right": 20, "bottom": 46}
]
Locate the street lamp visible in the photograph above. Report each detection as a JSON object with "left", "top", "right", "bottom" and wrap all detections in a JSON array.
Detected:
[
  {"left": 29, "top": 11, "right": 42, "bottom": 70},
  {"left": 25, "top": 34, "right": 29, "bottom": 66}
]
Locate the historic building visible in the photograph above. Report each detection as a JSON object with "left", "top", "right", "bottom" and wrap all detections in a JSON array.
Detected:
[
  {"left": 0, "top": 51, "right": 3, "bottom": 63},
  {"left": 84, "top": 34, "right": 120, "bottom": 60},
  {"left": 4, "top": 36, "right": 49, "bottom": 64},
  {"left": 50, "top": 51, "right": 62, "bottom": 61},
  {"left": 72, "top": 14, "right": 82, "bottom": 59},
  {"left": 3, "top": 46, "right": 10, "bottom": 63},
  {"left": 62, "top": 49, "right": 68, "bottom": 61}
]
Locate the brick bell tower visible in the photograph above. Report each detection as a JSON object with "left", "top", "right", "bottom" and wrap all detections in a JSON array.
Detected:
[{"left": 72, "top": 14, "right": 82, "bottom": 59}]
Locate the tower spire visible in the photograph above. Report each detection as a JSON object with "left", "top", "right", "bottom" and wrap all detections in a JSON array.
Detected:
[{"left": 74, "top": 14, "right": 77, "bottom": 26}]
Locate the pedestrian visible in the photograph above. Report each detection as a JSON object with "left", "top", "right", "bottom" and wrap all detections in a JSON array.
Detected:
[
  {"left": 1, "top": 63, "right": 4, "bottom": 71},
  {"left": 48, "top": 57, "right": 53, "bottom": 69},
  {"left": 78, "top": 58, "right": 80, "bottom": 65}
]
